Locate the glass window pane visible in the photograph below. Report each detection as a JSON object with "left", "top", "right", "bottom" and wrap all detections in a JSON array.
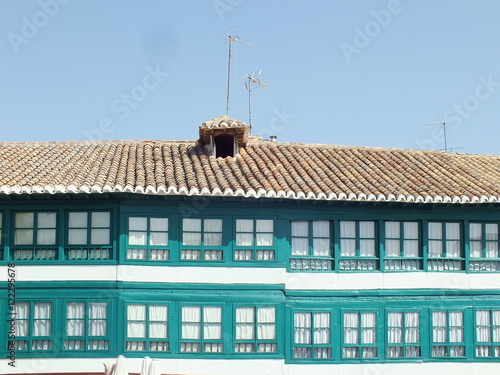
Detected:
[
  {"left": 150, "top": 218, "right": 168, "bottom": 232},
  {"left": 256, "top": 220, "right": 273, "bottom": 233},
  {"left": 69, "top": 212, "right": 87, "bottom": 227},
  {"left": 37, "top": 229, "right": 56, "bottom": 245},
  {"left": 183, "top": 218, "right": 201, "bottom": 232},
  {"left": 69, "top": 229, "right": 87, "bottom": 245},
  {"left": 469, "top": 223, "right": 482, "bottom": 240},
  {"left": 38, "top": 212, "right": 56, "bottom": 228},
  {"left": 16, "top": 212, "right": 34, "bottom": 228},
  {"left": 446, "top": 223, "right": 460, "bottom": 240},
  {"left": 205, "top": 219, "right": 222, "bottom": 232},
  {"left": 292, "top": 221, "right": 308, "bottom": 237},
  {"left": 404, "top": 222, "right": 419, "bottom": 239},
  {"left": 292, "top": 238, "right": 308, "bottom": 256},
  {"left": 385, "top": 222, "right": 400, "bottom": 238},
  {"left": 313, "top": 221, "right": 329, "bottom": 237},
  {"left": 204, "top": 233, "right": 222, "bottom": 246},
  {"left": 129, "top": 231, "right": 146, "bottom": 246},
  {"left": 150, "top": 232, "right": 168, "bottom": 246},
  {"left": 313, "top": 238, "right": 330, "bottom": 256},
  {"left": 429, "top": 223, "right": 442, "bottom": 239},
  {"left": 183, "top": 232, "right": 201, "bottom": 246},
  {"left": 129, "top": 217, "right": 147, "bottom": 231},
  {"left": 340, "top": 221, "right": 355, "bottom": 238},
  {"left": 92, "top": 212, "right": 110, "bottom": 227},
  {"left": 91, "top": 229, "right": 110, "bottom": 245},
  {"left": 236, "top": 233, "right": 253, "bottom": 247},
  {"left": 15, "top": 229, "right": 33, "bottom": 245},
  {"left": 256, "top": 233, "right": 273, "bottom": 246},
  {"left": 236, "top": 219, "right": 253, "bottom": 232},
  {"left": 360, "top": 221, "right": 375, "bottom": 237}
]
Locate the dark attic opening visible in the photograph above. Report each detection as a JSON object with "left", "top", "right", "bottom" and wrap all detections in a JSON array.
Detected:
[
  {"left": 214, "top": 134, "right": 235, "bottom": 158},
  {"left": 198, "top": 115, "right": 250, "bottom": 158}
]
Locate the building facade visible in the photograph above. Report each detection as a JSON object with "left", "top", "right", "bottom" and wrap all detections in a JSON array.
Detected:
[{"left": 2, "top": 117, "right": 500, "bottom": 374}]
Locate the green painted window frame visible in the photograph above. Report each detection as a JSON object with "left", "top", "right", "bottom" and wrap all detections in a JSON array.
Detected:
[
  {"left": 427, "top": 222, "right": 464, "bottom": 271},
  {"left": 339, "top": 220, "right": 378, "bottom": 271},
  {"left": 385, "top": 309, "right": 422, "bottom": 359},
  {"left": 180, "top": 304, "right": 225, "bottom": 353},
  {"left": 290, "top": 220, "right": 333, "bottom": 271},
  {"left": 430, "top": 309, "right": 466, "bottom": 358},
  {"left": 474, "top": 308, "right": 500, "bottom": 358},
  {"left": 234, "top": 305, "right": 277, "bottom": 354},
  {"left": 65, "top": 211, "right": 112, "bottom": 261},
  {"left": 125, "top": 303, "right": 170, "bottom": 353},
  {"left": 234, "top": 218, "right": 275, "bottom": 261},
  {"left": 180, "top": 218, "right": 225, "bottom": 262},
  {"left": 11, "top": 211, "right": 58, "bottom": 261},
  {"left": 291, "top": 309, "right": 334, "bottom": 360},
  {"left": 63, "top": 301, "right": 111, "bottom": 352},
  {"left": 341, "top": 309, "right": 380, "bottom": 360},
  {"left": 469, "top": 222, "right": 500, "bottom": 272},
  {"left": 383, "top": 221, "right": 422, "bottom": 272},
  {"left": 126, "top": 216, "right": 170, "bottom": 262},
  {"left": 11, "top": 301, "right": 54, "bottom": 353}
]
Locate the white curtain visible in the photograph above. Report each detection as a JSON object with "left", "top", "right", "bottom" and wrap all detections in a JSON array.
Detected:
[
  {"left": 127, "top": 249, "right": 147, "bottom": 260},
  {"left": 129, "top": 217, "right": 147, "bottom": 245},
  {"left": 182, "top": 306, "right": 200, "bottom": 339},
  {"left": 89, "top": 303, "right": 107, "bottom": 336},
  {"left": 150, "top": 218, "right": 168, "bottom": 246},
  {"left": 203, "top": 306, "right": 222, "bottom": 339},
  {"left": 149, "top": 305, "right": 168, "bottom": 338},
  {"left": 432, "top": 311, "right": 446, "bottom": 344},
  {"left": 204, "top": 219, "right": 222, "bottom": 246},
  {"left": 257, "top": 250, "right": 275, "bottom": 260},
  {"left": 236, "top": 307, "right": 254, "bottom": 340},
  {"left": 181, "top": 249, "right": 200, "bottom": 260},
  {"left": 291, "top": 221, "right": 308, "bottom": 256},
  {"left": 313, "top": 221, "right": 330, "bottom": 256},
  {"left": 257, "top": 307, "right": 276, "bottom": 340},
  {"left": 37, "top": 212, "right": 56, "bottom": 245},
  {"left": 127, "top": 304, "right": 146, "bottom": 338},
  {"left": 204, "top": 250, "right": 222, "bottom": 260},
  {"left": 68, "top": 211, "right": 87, "bottom": 244},
  {"left": 235, "top": 250, "right": 253, "bottom": 260},
  {"left": 294, "top": 312, "right": 311, "bottom": 344},
  {"left": 65, "top": 303, "right": 85, "bottom": 350},
  {"left": 33, "top": 303, "right": 51, "bottom": 336},
  {"left": 449, "top": 311, "right": 464, "bottom": 356},
  {"left": 388, "top": 312, "right": 402, "bottom": 344},
  {"left": 183, "top": 219, "right": 201, "bottom": 245},
  {"left": 385, "top": 222, "right": 400, "bottom": 257},
  {"left": 66, "top": 303, "right": 85, "bottom": 336},
  {"left": 15, "top": 212, "right": 34, "bottom": 245},
  {"left": 361, "top": 312, "right": 376, "bottom": 344},
  {"left": 446, "top": 223, "right": 460, "bottom": 258},
  {"left": 340, "top": 221, "right": 356, "bottom": 256},
  {"left": 404, "top": 222, "right": 419, "bottom": 257},
  {"left": 236, "top": 219, "right": 253, "bottom": 246},
  {"left": 15, "top": 303, "right": 29, "bottom": 336},
  {"left": 313, "top": 313, "right": 330, "bottom": 344},
  {"left": 476, "top": 310, "right": 491, "bottom": 357},
  {"left": 256, "top": 220, "right": 273, "bottom": 246},
  {"left": 342, "top": 312, "right": 359, "bottom": 358},
  {"left": 89, "top": 212, "right": 110, "bottom": 245}
]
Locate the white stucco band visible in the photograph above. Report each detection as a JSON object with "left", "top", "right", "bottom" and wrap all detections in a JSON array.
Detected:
[
  {"left": 4, "top": 265, "right": 500, "bottom": 290},
  {"left": 2, "top": 357, "right": 500, "bottom": 375}
]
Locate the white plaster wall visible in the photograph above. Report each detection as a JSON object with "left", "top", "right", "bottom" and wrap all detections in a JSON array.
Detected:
[{"left": 3, "top": 358, "right": 500, "bottom": 375}]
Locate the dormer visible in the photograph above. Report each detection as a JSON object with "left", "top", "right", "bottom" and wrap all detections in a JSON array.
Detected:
[{"left": 198, "top": 115, "right": 249, "bottom": 158}]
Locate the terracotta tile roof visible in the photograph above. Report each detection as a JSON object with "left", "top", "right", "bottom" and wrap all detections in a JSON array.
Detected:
[{"left": 0, "top": 139, "right": 500, "bottom": 203}]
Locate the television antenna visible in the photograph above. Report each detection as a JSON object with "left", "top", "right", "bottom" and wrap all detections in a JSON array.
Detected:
[
  {"left": 420, "top": 121, "right": 464, "bottom": 152},
  {"left": 225, "top": 32, "right": 253, "bottom": 116},
  {"left": 245, "top": 70, "right": 268, "bottom": 130}
]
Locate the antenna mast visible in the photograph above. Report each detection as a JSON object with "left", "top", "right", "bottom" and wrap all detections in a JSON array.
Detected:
[
  {"left": 420, "top": 122, "right": 464, "bottom": 152},
  {"left": 225, "top": 33, "right": 253, "bottom": 116},
  {"left": 245, "top": 70, "right": 268, "bottom": 130}
]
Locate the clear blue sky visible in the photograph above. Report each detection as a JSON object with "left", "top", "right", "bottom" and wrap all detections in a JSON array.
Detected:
[{"left": 1, "top": 0, "right": 500, "bottom": 155}]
